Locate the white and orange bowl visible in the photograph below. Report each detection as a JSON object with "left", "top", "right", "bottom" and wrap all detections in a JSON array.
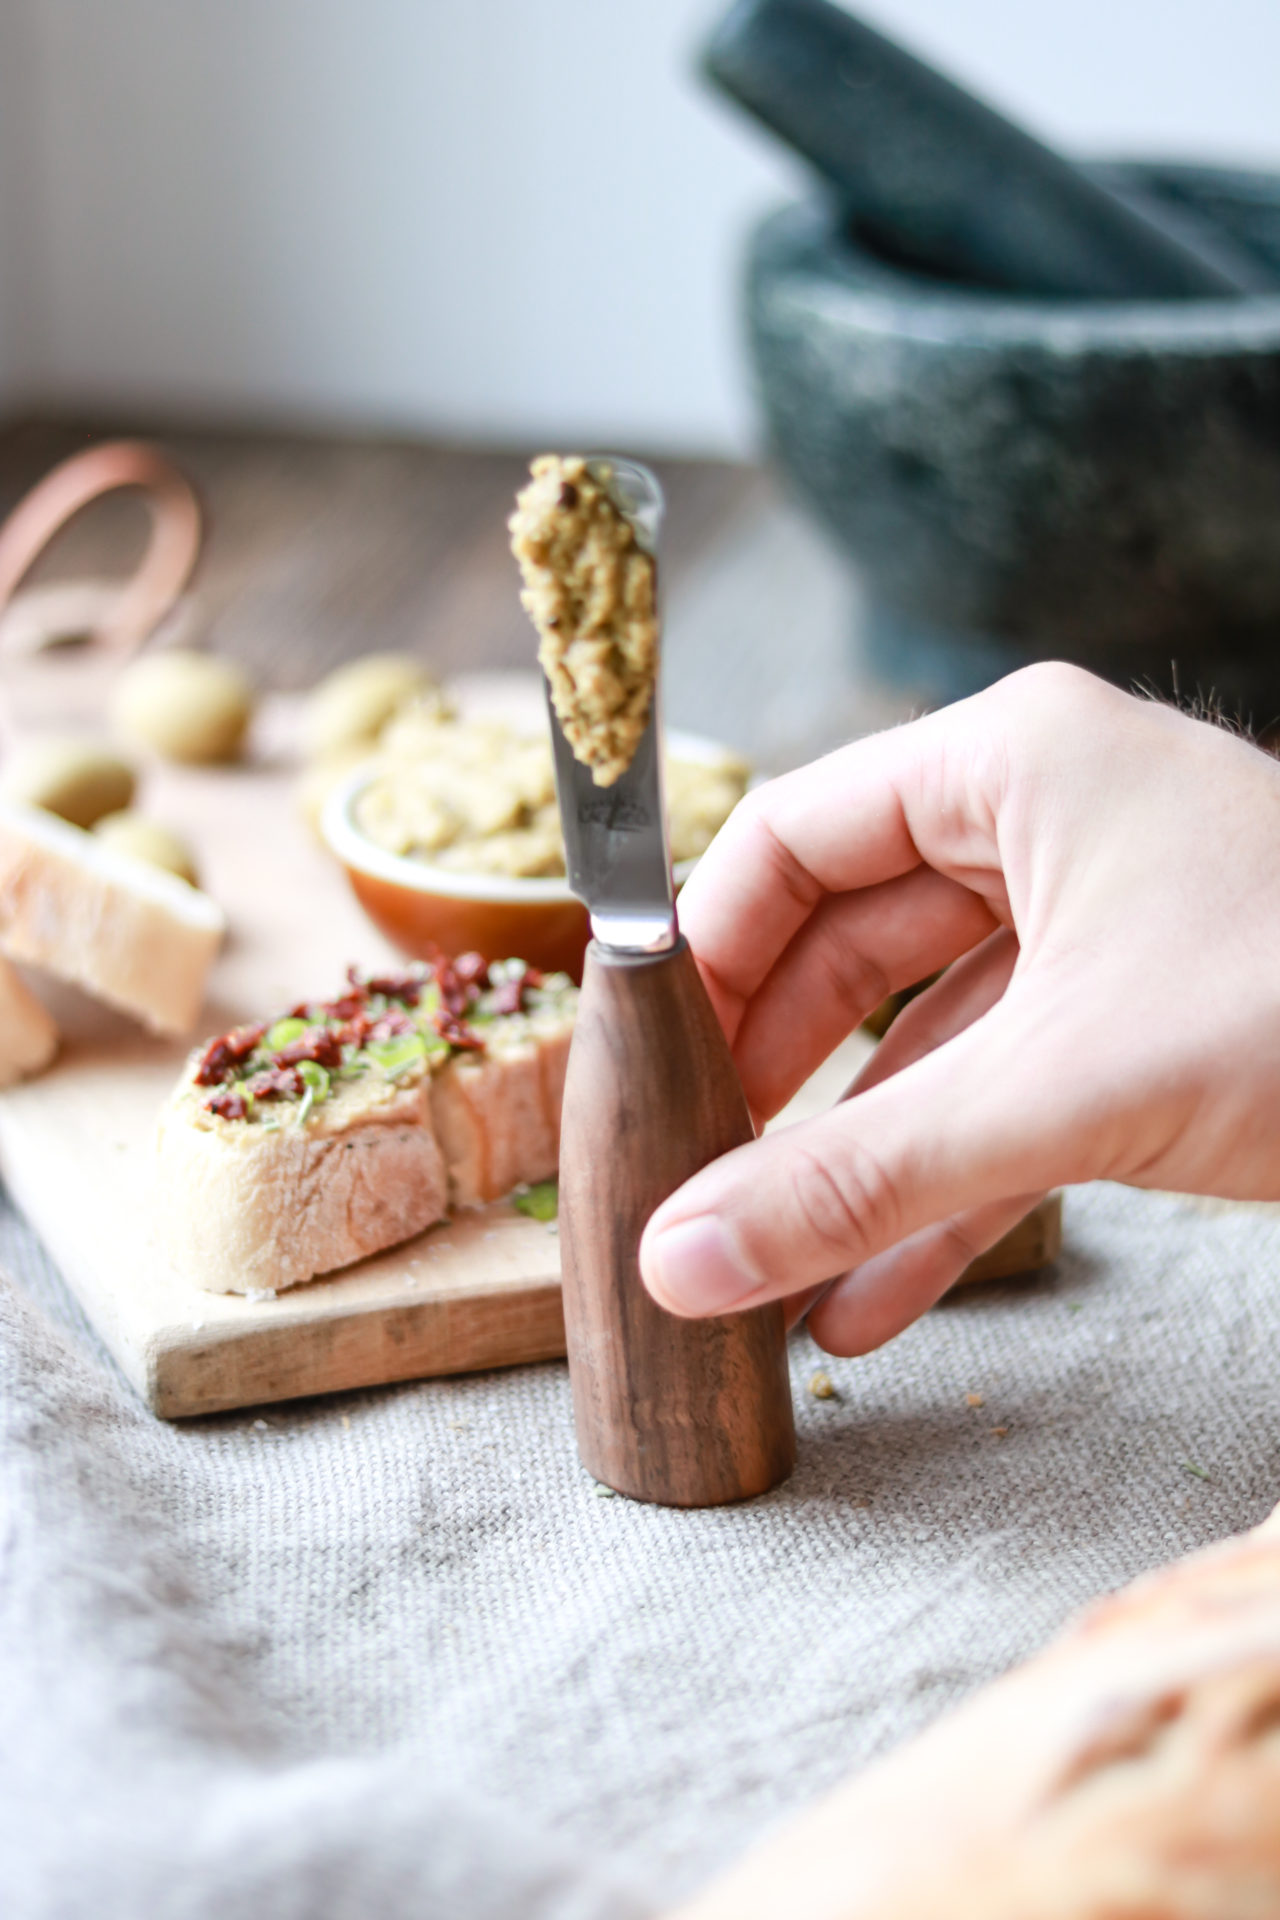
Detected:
[{"left": 320, "top": 730, "right": 738, "bottom": 983}]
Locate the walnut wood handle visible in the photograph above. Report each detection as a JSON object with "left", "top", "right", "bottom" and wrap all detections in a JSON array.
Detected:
[{"left": 559, "top": 937, "right": 796, "bottom": 1506}]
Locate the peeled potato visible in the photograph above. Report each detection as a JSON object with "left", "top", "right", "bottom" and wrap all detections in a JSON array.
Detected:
[
  {"left": 111, "top": 650, "right": 254, "bottom": 763},
  {"left": 92, "top": 811, "right": 200, "bottom": 886},
  {"left": 302, "top": 653, "right": 439, "bottom": 761},
  {"left": 1, "top": 737, "right": 136, "bottom": 828}
]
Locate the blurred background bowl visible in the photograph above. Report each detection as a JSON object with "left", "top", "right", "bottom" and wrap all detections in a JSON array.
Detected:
[
  {"left": 747, "top": 161, "right": 1280, "bottom": 713},
  {"left": 320, "top": 730, "right": 733, "bottom": 982}
]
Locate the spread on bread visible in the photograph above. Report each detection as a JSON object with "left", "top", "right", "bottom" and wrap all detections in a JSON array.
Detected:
[
  {"left": 509, "top": 453, "right": 658, "bottom": 789},
  {"left": 157, "top": 953, "right": 576, "bottom": 1293},
  {"left": 184, "top": 954, "right": 567, "bottom": 1126}
]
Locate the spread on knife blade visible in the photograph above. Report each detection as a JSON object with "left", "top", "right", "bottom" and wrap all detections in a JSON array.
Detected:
[{"left": 509, "top": 454, "right": 658, "bottom": 789}]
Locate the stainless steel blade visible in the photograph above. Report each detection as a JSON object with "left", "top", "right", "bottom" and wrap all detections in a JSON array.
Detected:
[
  {"left": 548, "top": 696, "right": 676, "bottom": 953},
  {"left": 545, "top": 456, "right": 677, "bottom": 955}
]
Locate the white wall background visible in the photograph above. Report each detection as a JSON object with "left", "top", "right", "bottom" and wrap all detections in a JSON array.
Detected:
[
  {"left": 0, "top": 0, "right": 1277, "bottom": 453},
  {"left": 0, "top": 3, "right": 43, "bottom": 405}
]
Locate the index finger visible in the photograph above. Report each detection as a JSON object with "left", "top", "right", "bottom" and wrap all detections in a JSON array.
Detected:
[{"left": 679, "top": 701, "right": 1006, "bottom": 1039}]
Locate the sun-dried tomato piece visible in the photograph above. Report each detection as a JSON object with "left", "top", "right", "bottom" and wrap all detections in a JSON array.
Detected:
[
  {"left": 490, "top": 976, "right": 525, "bottom": 1016},
  {"left": 205, "top": 1086, "right": 249, "bottom": 1120},
  {"left": 434, "top": 953, "right": 486, "bottom": 1017},
  {"left": 490, "top": 964, "right": 544, "bottom": 1016},
  {"left": 361, "top": 967, "right": 426, "bottom": 1006},
  {"left": 367, "top": 1008, "right": 415, "bottom": 1042},
  {"left": 322, "top": 991, "right": 366, "bottom": 1022},
  {"left": 433, "top": 1007, "right": 485, "bottom": 1051},
  {"left": 193, "top": 1022, "right": 267, "bottom": 1086},
  {"left": 243, "top": 1064, "right": 307, "bottom": 1101},
  {"left": 274, "top": 1026, "right": 343, "bottom": 1070},
  {"left": 331, "top": 1011, "right": 377, "bottom": 1049}
]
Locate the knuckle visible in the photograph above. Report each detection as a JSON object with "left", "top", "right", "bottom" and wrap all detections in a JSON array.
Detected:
[
  {"left": 1000, "top": 660, "right": 1101, "bottom": 708},
  {"left": 989, "top": 662, "right": 1121, "bottom": 744},
  {"left": 936, "top": 1213, "right": 984, "bottom": 1273},
  {"left": 787, "top": 1135, "right": 899, "bottom": 1270},
  {"left": 737, "top": 786, "right": 823, "bottom": 916},
  {"left": 810, "top": 914, "right": 888, "bottom": 1027}
]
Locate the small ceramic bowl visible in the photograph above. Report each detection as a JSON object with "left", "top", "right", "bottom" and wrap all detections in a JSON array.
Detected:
[{"left": 320, "top": 731, "right": 735, "bottom": 982}]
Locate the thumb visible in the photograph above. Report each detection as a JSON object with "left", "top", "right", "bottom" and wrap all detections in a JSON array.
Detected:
[{"left": 639, "top": 999, "right": 1084, "bottom": 1317}]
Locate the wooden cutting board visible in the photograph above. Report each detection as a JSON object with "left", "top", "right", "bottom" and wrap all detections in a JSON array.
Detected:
[{"left": 0, "top": 688, "right": 1059, "bottom": 1418}]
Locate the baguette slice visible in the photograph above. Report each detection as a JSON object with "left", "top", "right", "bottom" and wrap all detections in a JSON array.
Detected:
[
  {"left": 431, "top": 1002, "right": 573, "bottom": 1206},
  {"left": 157, "top": 958, "right": 576, "bottom": 1293},
  {"left": 670, "top": 1504, "right": 1280, "bottom": 1920},
  {"left": 0, "top": 955, "right": 58, "bottom": 1085},
  {"left": 157, "top": 1070, "right": 449, "bottom": 1294},
  {"left": 0, "top": 797, "right": 224, "bottom": 1036}
]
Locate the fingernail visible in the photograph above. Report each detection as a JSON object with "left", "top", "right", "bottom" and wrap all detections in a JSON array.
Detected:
[{"left": 644, "top": 1216, "right": 759, "bottom": 1315}]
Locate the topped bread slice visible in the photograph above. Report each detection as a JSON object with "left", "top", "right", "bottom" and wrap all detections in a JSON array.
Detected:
[{"left": 156, "top": 954, "right": 576, "bottom": 1293}]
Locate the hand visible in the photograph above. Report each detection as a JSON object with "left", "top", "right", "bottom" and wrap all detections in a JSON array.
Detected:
[{"left": 639, "top": 664, "right": 1280, "bottom": 1355}]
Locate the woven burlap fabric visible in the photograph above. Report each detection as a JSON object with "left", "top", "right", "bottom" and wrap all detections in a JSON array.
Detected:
[{"left": 3, "top": 1180, "right": 1280, "bottom": 1919}]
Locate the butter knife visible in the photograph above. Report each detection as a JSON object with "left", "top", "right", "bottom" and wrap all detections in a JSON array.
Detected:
[{"left": 547, "top": 457, "right": 795, "bottom": 1507}]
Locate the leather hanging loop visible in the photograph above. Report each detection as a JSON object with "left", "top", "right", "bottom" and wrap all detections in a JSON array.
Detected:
[{"left": 0, "top": 440, "right": 202, "bottom": 659}]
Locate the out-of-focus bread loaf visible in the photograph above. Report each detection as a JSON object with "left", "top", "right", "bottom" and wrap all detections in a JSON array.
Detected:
[
  {"left": 0, "top": 798, "right": 224, "bottom": 1036},
  {"left": 668, "top": 1506, "right": 1280, "bottom": 1920}
]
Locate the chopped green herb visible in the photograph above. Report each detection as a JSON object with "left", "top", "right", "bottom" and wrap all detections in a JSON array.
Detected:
[
  {"left": 368, "top": 1031, "right": 430, "bottom": 1077},
  {"left": 295, "top": 1059, "right": 331, "bottom": 1125},
  {"left": 513, "top": 1179, "right": 558, "bottom": 1222},
  {"left": 266, "top": 1016, "right": 309, "bottom": 1051}
]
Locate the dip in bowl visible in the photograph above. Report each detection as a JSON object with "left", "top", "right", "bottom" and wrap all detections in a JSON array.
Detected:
[{"left": 320, "top": 716, "right": 748, "bottom": 981}]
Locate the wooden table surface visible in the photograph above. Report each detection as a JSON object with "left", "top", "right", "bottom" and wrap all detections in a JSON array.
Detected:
[{"left": 0, "top": 416, "right": 912, "bottom": 773}]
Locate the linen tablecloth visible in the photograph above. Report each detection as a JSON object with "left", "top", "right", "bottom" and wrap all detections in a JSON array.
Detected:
[{"left": 4, "top": 1180, "right": 1279, "bottom": 1918}]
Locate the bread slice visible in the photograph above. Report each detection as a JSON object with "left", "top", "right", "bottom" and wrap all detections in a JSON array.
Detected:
[
  {"left": 431, "top": 1000, "right": 573, "bottom": 1206},
  {"left": 157, "top": 958, "right": 577, "bottom": 1292},
  {"left": 0, "top": 797, "right": 224, "bottom": 1036},
  {"left": 157, "top": 1069, "right": 449, "bottom": 1294},
  {"left": 0, "top": 955, "right": 58, "bottom": 1085}
]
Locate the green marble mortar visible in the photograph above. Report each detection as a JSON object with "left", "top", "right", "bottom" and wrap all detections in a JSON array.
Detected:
[{"left": 746, "top": 164, "right": 1280, "bottom": 714}]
